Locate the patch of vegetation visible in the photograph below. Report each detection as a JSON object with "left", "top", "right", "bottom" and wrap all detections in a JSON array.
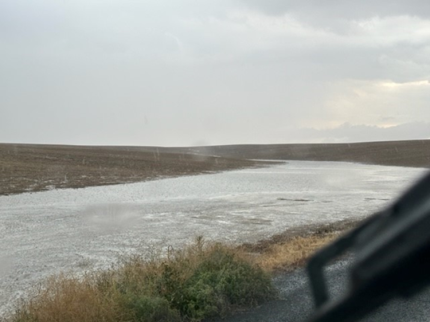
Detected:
[
  {"left": 3, "top": 222, "right": 357, "bottom": 322},
  {"left": 5, "top": 238, "right": 276, "bottom": 322},
  {"left": 252, "top": 233, "right": 341, "bottom": 272},
  {"left": 241, "top": 219, "right": 360, "bottom": 272}
]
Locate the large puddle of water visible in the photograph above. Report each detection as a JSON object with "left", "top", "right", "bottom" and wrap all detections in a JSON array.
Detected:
[{"left": 0, "top": 161, "right": 427, "bottom": 315}]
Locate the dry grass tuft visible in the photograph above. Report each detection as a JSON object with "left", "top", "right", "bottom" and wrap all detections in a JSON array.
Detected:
[
  {"left": 240, "top": 219, "right": 359, "bottom": 273},
  {"left": 253, "top": 233, "right": 340, "bottom": 272},
  {"left": 11, "top": 274, "right": 122, "bottom": 322}
]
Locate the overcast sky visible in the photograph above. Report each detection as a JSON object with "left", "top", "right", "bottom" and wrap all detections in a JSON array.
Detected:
[{"left": 1, "top": 0, "right": 429, "bottom": 146}]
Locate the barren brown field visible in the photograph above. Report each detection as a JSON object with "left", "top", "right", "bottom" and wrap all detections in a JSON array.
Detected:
[
  {"left": 1, "top": 140, "right": 429, "bottom": 196},
  {"left": 0, "top": 144, "right": 266, "bottom": 196}
]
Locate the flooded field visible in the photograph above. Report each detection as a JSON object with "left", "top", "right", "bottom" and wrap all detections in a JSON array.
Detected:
[{"left": 0, "top": 161, "right": 427, "bottom": 315}]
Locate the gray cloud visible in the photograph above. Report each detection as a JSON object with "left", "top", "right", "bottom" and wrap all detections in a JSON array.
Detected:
[
  {"left": 241, "top": 0, "right": 430, "bottom": 20},
  {"left": 1, "top": 0, "right": 429, "bottom": 146}
]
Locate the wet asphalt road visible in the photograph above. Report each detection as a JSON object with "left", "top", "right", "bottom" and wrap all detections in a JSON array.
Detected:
[{"left": 209, "top": 258, "right": 430, "bottom": 322}]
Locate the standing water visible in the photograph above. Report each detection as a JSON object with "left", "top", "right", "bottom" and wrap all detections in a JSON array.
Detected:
[{"left": 0, "top": 161, "right": 427, "bottom": 315}]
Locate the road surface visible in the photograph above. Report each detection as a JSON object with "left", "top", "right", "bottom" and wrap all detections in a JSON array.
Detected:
[{"left": 208, "top": 258, "right": 430, "bottom": 322}]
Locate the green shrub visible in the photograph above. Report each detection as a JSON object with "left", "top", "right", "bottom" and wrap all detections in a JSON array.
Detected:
[
  {"left": 123, "top": 295, "right": 181, "bottom": 322},
  {"left": 169, "top": 245, "right": 276, "bottom": 320}
]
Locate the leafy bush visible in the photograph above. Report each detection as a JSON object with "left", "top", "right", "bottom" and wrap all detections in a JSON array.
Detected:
[
  {"left": 123, "top": 295, "right": 181, "bottom": 322},
  {"left": 177, "top": 245, "right": 275, "bottom": 320}
]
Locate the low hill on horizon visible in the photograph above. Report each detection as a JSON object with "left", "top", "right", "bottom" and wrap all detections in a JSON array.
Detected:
[{"left": 170, "top": 140, "right": 430, "bottom": 169}]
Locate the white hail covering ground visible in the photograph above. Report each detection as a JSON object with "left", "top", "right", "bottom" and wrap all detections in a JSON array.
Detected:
[{"left": 0, "top": 161, "right": 427, "bottom": 315}]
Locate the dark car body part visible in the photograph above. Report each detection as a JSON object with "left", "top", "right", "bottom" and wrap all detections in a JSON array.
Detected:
[{"left": 306, "top": 171, "right": 430, "bottom": 322}]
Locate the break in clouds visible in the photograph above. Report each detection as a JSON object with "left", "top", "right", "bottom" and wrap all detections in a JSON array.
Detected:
[{"left": 1, "top": 0, "right": 429, "bottom": 146}]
